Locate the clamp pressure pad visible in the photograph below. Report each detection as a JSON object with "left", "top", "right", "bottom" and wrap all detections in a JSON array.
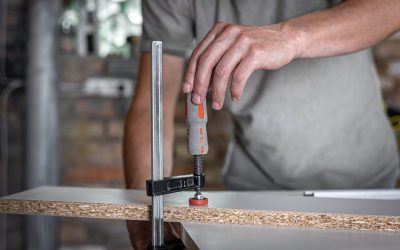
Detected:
[{"left": 189, "top": 197, "right": 208, "bottom": 206}]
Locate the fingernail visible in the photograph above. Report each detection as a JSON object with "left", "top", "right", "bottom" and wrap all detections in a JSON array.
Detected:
[
  {"left": 192, "top": 93, "right": 201, "bottom": 104},
  {"left": 182, "top": 82, "right": 191, "bottom": 93},
  {"left": 212, "top": 101, "right": 220, "bottom": 110},
  {"left": 232, "top": 97, "right": 238, "bottom": 103}
]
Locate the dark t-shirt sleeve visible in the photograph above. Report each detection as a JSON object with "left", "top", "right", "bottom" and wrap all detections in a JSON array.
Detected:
[{"left": 141, "top": 0, "right": 195, "bottom": 57}]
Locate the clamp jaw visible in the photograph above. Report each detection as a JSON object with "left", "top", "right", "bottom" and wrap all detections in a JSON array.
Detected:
[{"left": 146, "top": 174, "right": 205, "bottom": 197}]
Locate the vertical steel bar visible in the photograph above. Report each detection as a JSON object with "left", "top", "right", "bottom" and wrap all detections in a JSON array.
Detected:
[{"left": 151, "top": 41, "right": 164, "bottom": 247}]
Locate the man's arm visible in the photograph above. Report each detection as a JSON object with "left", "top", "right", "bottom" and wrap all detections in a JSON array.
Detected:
[
  {"left": 123, "top": 53, "right": 184, "bottom": 189},
  {"left": 287, "top": 0, "right": 400, "bottom": 58},
  {"left": 182, "top": 0, "right": 400, "bottom": 110},
  {"left": 123, "top": 53, "right": 184, "bottom": 250}
]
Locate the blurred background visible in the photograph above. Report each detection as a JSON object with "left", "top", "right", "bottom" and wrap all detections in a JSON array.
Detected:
[{"left": 0, "top": 0, "right": 399, "bottom": 249}]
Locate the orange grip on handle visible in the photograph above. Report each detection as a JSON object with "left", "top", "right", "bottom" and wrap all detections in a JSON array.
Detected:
[{"left": 185, "top": 93, "right": 208, "bottom": 156}]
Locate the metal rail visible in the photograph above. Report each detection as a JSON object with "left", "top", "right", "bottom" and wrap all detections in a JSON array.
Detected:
[{"left": 151, "top": 41, "right": 164, "bottom": 248}]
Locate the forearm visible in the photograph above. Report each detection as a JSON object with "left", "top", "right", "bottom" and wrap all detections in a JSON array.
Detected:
[
  {"left": 284, "top": 0, "right": 400, "bottom": 58},
  {"left": 123, "top": 53, "right": 184, "bottom": 189},
  {"left": 123, "top": 54, "right": 151, "bottom": 189},
  {"left": 123, "top": 108, "right": 175, "bottom": 189}
]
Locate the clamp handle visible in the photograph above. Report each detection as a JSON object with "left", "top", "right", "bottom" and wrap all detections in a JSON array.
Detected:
[{"left": 185, "top": 93, "right": 208, "bottom": 155}]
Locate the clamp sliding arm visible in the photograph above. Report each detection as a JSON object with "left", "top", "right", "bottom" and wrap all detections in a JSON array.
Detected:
[
  {"left": 146, "top": 174, "right": 205, "bottom": 196},
  {"left": 147, "top": 41, "right": 185, "bottom": 250},
  {"left": 149, "top": 41, "right": 164, "bottom": 249},
  {"left": 147, "top": 41, "right": 202, "bottom": 250}
]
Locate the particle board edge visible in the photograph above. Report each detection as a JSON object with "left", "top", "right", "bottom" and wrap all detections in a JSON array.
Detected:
[{"left": 1, "top": 198, "right": 399, "bottom": 233}]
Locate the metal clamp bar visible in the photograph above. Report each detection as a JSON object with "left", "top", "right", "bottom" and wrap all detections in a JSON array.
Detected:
[{"left": 151, "top": 41, "right": 164, "bottom": 248}]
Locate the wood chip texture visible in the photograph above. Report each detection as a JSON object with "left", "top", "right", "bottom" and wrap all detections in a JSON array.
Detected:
[{"left": 1, "top": 186, "right": 399, "bottom": 233}]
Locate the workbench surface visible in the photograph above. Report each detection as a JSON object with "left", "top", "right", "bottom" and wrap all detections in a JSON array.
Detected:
[
  {"left": 1, "top": 186, "right": 400, "bottom": 249},
  {"left": 176, "top": 189, "right": 400, "bottom": 249},
  {"left": 179, "top": 222, "right": 400, "bottom": 250}
]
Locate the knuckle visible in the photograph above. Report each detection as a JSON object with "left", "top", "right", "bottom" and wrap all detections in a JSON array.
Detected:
[
  {"left": 249, "top": 45, "right": 261, "bottom": 56},
  {"left": 198, "top": 51, "right": 213, "bottom": 65},
  {"left": 215, "top": 21, "right": 227, "bottom": 28},
  {"left": 194, "top": 83, "right": 208, "bottom": 94},
  {"left": 237, "top": 34, "right": 250, "bottom": 44},
  {"left": 225, "top": 24, "right": 240, "bottom": 35},
  {"left": 214, "top": 64, "right": 228, "bottom": 78},
  {"left": 248, "top": 46, "right": 263, "bottom": 60},
  {"left": 194, "top": 78, "right": 208, "bottom": 89},
  {"left": 232, "top": 71, "right": 245, "bottom": 83},
  {"left": 191, "top": 47, "right": 200, "bottom": 59},
  {"left": 185, "top": 69, "right": 195, "bottom": 79}
]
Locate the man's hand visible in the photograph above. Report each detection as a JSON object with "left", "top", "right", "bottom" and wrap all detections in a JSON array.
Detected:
[
  {"left": 182, "top": 22, "right": 300, "bottom": 110},
  {"left": 182, "top": 0, "right": 400, "bottom": 110}
]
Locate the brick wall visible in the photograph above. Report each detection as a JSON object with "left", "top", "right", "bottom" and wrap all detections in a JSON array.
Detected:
[{"left": 59, "top": 56, "right": 130, "bottom": 250}]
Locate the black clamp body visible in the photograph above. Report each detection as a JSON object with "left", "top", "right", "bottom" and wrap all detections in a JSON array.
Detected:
[{"left": 146, "top": 174, "right": 205, "bottom": 197}]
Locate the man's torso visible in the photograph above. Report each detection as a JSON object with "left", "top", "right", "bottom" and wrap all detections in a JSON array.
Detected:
[
  {"left": 193, "top": 0, "right": 399, "bottom": 189},
  {"left": 141, "top": 0, "right": 400, "bottom": 189}
]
